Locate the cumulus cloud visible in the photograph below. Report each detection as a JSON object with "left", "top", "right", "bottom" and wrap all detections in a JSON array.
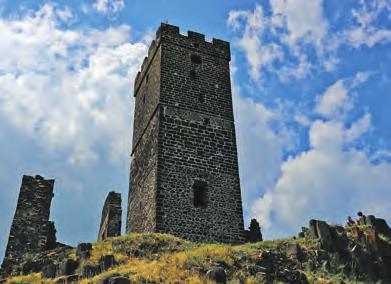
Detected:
[
  {"left": 251, "top": 76, "right": 391, "bottom": 238},
  {"left": 315, "top": 80, "right": 351, "bottom": 119},
  {"left": 229, "top": 62, "right": 294, "bottom": 217},
  {"left": 233, "top": 93, "right": 293, "bottom": 206},
  {"left": 93, "top": 0, "right": 125, "bottom": 15},
  {"left": 269, "top": 0, "right": 327, "bottom": 47},
  {"left": 228, "top": 5, "right": 283, "bottom": 80},
  {"left": 0, "top": 4, "right": 148, "bottom": 165},
  {"left": 228, "top": 0, "right": 327, "bottom": 81}
]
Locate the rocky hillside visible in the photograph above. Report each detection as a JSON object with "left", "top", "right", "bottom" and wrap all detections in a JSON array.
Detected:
[{"left": 2, "top": 215, "right": 391, "bottom": 284}]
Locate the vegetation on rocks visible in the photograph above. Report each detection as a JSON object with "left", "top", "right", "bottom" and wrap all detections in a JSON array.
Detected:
[{"left": 2, "top": 214, "right": 390, "bottom": 284}]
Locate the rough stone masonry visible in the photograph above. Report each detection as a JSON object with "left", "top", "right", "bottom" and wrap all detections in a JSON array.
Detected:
[
  {"left": 98, "top": 191, "right": 122, "bottom": 241},
  {"left": 127, "top": 23, "right": 245, "bottom": 243},
  {"left": 0, "top": 175, "right": 58, "bottom": 275}
]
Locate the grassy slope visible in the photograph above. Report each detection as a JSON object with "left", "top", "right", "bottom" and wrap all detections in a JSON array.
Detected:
[{"left": 6, "top": 233, "right": 370, "bottom": 284}]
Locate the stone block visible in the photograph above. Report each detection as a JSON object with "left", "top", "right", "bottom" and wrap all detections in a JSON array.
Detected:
[
  {"left": 100, "top": 255, "right": 116, "bottom": 271},
  {"left": 206, "top": 266, "right": 226, "bottom": 284},
  {"left": 57, "top": 259, "right": 79, "bottom": 276},
  {"left": 82, "top": 264, "right": 100, "bottom": 278},
  {"left": 42, "top": 263, "right": 57, "bottom": 279},
  {"left": 76, "top": 243, "right": 92, "bottom": 260}
]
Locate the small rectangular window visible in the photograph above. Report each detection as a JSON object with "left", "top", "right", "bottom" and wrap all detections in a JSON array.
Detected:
[
  {"left": 191, "top": 54, "right": 202, "bottom": 64},
  {"left": 193, "top": 180, "right": 208, "bottom": 208}
]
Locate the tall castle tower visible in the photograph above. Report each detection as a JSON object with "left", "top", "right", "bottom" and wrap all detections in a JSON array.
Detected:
[{"left": 127, "top": 23, "right": 245, "bottom": 243}]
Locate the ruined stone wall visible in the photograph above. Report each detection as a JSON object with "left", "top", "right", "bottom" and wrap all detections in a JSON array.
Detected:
[
  {"left": 127, "top": 23, "right": 245, "bottom": 243},
  {"left": 1, "top": 175, "right": 56, "bottom": 274},
  {"left": 98, "top": 192, "right": 122, "bottom": 241}
]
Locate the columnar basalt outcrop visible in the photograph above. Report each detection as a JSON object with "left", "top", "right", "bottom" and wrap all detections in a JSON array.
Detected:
[
  {"left": 98, "top": 191, "right": 122, "bottom": 241},
  {"left": 0, "top": 175, "right": 59, "bottom": 276},
  {"left": 297, "top": 215, "right": 391, "bottom": 281},
  {"left": 127, "top": 22, "right": 245, "bottom": 244}
]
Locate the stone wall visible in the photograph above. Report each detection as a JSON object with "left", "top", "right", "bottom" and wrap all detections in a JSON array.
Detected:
[
  {"left": 98, "top": 192, "right": 122, "bottom": 241},
  {"left": 1, "top": 175, "right": 57, "bottom": 275},
  {"left": 127, "top": 23, "right": 245, "bottom": 243}
]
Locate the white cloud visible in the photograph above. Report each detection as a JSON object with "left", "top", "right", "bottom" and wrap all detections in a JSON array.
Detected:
[
  {"left": 315, "top": 80, "right": 351, "bottom": 119},
  {"left": 269, "top": 0, "right": 327, "bottom": 47},
  {"left": 229, "top": 60, "right": 293, "bottom": 211},
  {"left": 93, "top": 0, "right": 125, "bottom": 15},
  {"left": 228, "top": 1, "right": 389, "bottom": 82},
  {"left": 234, "top": 94, "right": 293, "bottom": 204},
  {"left": 251, "top": 77, "right": 391, "bottom": 238},
  {"left": 228, "top": 5, "right": 284, "bottom": 80},
  {"left": 344, "top": 0, "right": 391, "bottom": 48},
  {"left": 0, "top": 4, "right": 148, "bottom": 165},
  {"left": 227, "top": 1, "right": 327, "bottom": 81}
]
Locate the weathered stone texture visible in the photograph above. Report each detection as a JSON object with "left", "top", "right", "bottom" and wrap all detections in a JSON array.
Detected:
[
  {"left": 98, "top": 192, "right": 122, "bottom": 241},
  {"left": 127, "top": 23, "right": 245, "bottom": 243},
  {"left": 1, "top": 175, "right": 57, "bottom": 275}
]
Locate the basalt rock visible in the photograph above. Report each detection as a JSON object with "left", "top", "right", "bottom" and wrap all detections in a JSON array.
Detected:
[
  {"left": 303, "top": 215, "right": 391, "bottom": 282},
  {"left": 206, "top": 267, "right": 227, "bottom": 284},
  {"left": 76, "top": 243, "right": 92, "bottom": 260},
  {"left": 98, "top": 192, "right": 122, "bottom": 241}
]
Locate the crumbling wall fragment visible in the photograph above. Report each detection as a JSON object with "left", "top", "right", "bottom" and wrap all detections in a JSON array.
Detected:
[
  {"left": 98, "top": 191, "right": 122, "bottom": 241},
  {"left": 1, "top": 175, "right": 58, "bottom": 276}
]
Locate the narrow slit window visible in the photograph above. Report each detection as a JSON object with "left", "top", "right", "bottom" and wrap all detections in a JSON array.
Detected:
[
  {"left": 193, "top": 180, "right": 208, "bottom": 208},
  {"left": 190, "top": 54, "right": 202, "bottom": 64},
  {"left": 199, "top": 94, "right": 205, "bottom": 103},
  {"left": 190, "top": 69, "right": 197, "bottom": 79}
]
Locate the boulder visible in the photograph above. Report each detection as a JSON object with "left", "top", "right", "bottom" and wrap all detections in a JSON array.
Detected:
[
  {"left": 41, "top": 263, "right": 57, "bottom": 278},
  {"left": 372, "top": 218, "right": 390, "bottom": 235},
  {"left": 316, "top": 221, "right": 335, "bottom": 251},
  {"left": 309, "top": 220, "right": 319, "bottom": 238},
  {"left": 286, "top": 243, "right": 304, "bottom": 262},
  {"left": 109, "top": 276, "right": 132, "bottom": 284},
  {"left": 309, "top": 220, "right": 337, "bottom": 252},
  {"left": 206, "top": 266, "right": 227, "bottom": 284},
  {"left": 76, "top": 243, "right": 92, "bottom": 260},
  {"left": 100, "top": 255, "right": 116, "bottom": 271},
  {"left": 82, "top": 264, "right": 100, "bottom": 278},
  {"left": 65, "top": 274, "right": 80, "bottom": 283},
  {"left": 96, "top": 274, "right": 120, "bottom": 284},
  {"left": 57, "top": 259, "right": 79, "bottom": 276}
]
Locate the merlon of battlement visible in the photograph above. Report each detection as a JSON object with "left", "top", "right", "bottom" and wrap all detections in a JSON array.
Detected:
[{"left": 134, "top": 23, "right": 230, "bottom": 96}]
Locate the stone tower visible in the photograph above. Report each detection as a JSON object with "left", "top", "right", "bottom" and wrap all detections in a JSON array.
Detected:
[
  {"left": 1, "top": 175, "right": 57, "bottom": 275},
  {"left": 127, "top": 23, "right": 245, "bottom": 243}
]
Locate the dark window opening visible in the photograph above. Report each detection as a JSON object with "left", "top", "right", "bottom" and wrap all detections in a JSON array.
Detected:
[
  {"left": 199, "top": 94, "right": 205, "bottom": 103},
  {"left": 143, "top": 94, "right": 146, "bottom": 104},
  {"left": 193, "top": 43, "right": 200, "bottom": 48},
  {"left": 190, "top": 69, "right": 197, "bottom": 79},
  {"left": 146, "top": 74, "right": 149, "bottom": 83},
  {"left": 193, "top": 180, "right": 208, "bottom": 208},
  {"left": 203, "top": 118, "right": 210, "bottom": 125},
  {"left": 191, "top": 54, "right": 202, "bottom": 64}
]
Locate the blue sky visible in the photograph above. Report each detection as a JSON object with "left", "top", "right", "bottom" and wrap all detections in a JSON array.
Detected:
[{"left": 0, "top": 0, "right": 390, "bottom": 261}]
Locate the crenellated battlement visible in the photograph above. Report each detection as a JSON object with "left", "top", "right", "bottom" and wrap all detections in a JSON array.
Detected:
[{"left": 134, "top": 23, "right": 230, "bottom": 96}]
